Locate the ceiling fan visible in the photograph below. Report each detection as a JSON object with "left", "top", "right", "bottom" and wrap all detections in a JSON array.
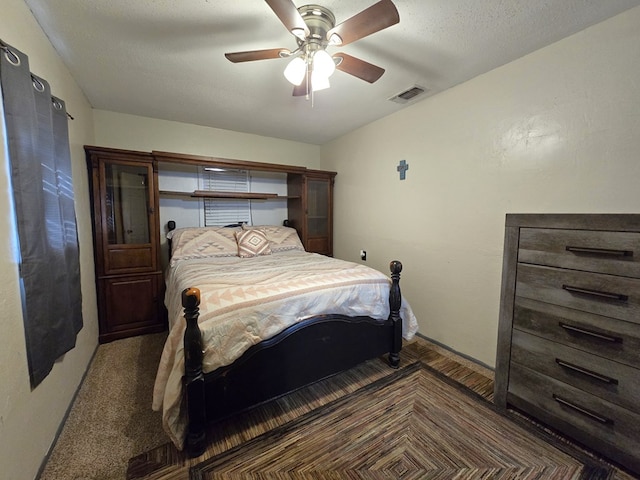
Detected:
[{"left": 224, "top": 0, "right": 400, "bottom": 97}]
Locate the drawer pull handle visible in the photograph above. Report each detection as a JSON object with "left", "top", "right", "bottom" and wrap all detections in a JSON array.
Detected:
[
  {"left": 552, "top": 394, "right": 613, "bottom": 425},
  {"left": 562, "top": 284, "right": 628, "bottom": 302},
  {"left": 559, "top": 322, "right": 622, "bottom": 343},
  {"left": 565, "top": 246, "right": 633, "bottom": 257},
  {"left": 555, "top": 358, "right": 619, "bottom": 385}
]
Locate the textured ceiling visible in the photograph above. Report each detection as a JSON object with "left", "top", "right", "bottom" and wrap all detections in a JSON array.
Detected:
[{"left": 24, "top": 0, "right": 640, "bottom": 145}]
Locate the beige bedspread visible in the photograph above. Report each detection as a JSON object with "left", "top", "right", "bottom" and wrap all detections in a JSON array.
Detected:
[{"left": 152, "top": 250, "right": 418, "bottom": 449}]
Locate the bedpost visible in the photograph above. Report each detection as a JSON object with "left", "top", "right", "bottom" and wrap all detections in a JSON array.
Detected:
[
  {"left": 388, "top": 260, "right": 403, "bottom": 369},
  {"left": 182, "top": 287, "right": 206, "bottom": 457}
]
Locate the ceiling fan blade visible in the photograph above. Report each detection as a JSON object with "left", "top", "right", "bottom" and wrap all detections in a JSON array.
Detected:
[
  {"left": 225, "top": 48, "right": 290, "bottom": 63},
  {"left": 292, "top": 84, "right": 309, "bottom": 97},
  {"left": 265, "top": 0, "right": 310, "bottom": 39},
  {"left": 326, "top": 0, "right": 399, "bottom": 46},
  {"left": 334, "top": 53, "right": 385, "bottom": 83},
  {"left": 292, "top": 71, "right": 310, "bottom": 96}
]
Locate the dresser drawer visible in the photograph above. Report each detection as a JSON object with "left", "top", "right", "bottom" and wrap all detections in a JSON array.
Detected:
[
  {"left": 516, "top": 263, "right": 640, "bottom": 324},
  {"left": 513, "top": 297, "right": 640, "bottom": 368},
  {"left": 497, "top": 215, "right": 640, "bottom": 476},
  {"left": 518, "top": 228, "right": 640, "bottom": 278},
  {"left": 508, "top": 363, "right": 640, "bottom": 473},
  {"left": 511, "top": 329, "right": 640, "bottom": 413}
]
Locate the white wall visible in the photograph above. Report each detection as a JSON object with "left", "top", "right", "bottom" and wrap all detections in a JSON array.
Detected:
[
  {"left": 0, "top": 1, "right": 98, "bottom": 479},
  {"left": 157, "top": 165, "right": 289, "bottom": 267},
  {"left": 321, "top": 6, "right": 640, "bottom": 367},
  {"left": 157, "top": 167, "right": 289, "bottom": 231}
]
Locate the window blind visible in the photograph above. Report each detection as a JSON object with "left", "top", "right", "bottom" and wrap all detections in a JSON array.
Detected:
[{"left": 202, "top": 168, "right": 251, "bottom": 226}]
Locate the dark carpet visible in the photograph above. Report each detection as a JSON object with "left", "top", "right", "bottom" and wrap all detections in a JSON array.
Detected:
[{"left": 128, "top": 343, "right": 612, "bottom": 479}]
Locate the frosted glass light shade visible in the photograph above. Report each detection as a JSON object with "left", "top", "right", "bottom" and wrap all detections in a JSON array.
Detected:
[
  {"left": 311, "top": 70, "right": 330, "bottom": 92},
  {"left": 313, "top": 50, "right": 335, "bottom": 78},
  {"left": 284, "top": 57, "right": 306, "bottom": 86}
]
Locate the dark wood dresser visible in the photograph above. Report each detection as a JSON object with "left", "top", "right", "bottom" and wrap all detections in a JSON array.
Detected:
[{"left": 495, "top": 214, "right": 640, "bottom": 475}]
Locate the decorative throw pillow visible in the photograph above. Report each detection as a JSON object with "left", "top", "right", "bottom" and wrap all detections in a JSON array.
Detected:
[
  {"left": 242, "top": 225, "right": 305, "bottom": 252},
  {"left": 235, "top": 228, "right": 272, "bottom": 258},
  {"left": 169, "top": 227, "right": 240, "bottom": 265}
]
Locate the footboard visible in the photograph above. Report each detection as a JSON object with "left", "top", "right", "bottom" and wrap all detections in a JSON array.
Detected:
[{"left": 182, "top": 260, "right": 405, "bottom": 457}]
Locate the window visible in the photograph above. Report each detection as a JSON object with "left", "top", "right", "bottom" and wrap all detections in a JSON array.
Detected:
[{"left": 202, "top": 167, "right": 251, "bottom": 226}]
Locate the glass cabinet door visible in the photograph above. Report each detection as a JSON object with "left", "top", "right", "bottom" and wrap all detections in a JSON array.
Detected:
[
  {"left": 307, "top": 178, "right": 329, "bottom": 237},
  {"left": 104, "top": 162, "right": 151, "bottom": 245},
  {"left": 100, "top": 159, "right": 156, "bottom": 274}
]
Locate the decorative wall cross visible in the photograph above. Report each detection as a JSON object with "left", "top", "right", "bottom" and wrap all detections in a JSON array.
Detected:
[{"left": 396, "top": 159, "right": 409, "bottom": 180}]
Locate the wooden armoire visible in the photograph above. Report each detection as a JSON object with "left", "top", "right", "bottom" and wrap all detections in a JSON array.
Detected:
[
  {"left": 86, "top": 146, "right": 166, "bottom": 343},
  {"left": 86, "top": 146, "right": 336, "bottom": 342}
]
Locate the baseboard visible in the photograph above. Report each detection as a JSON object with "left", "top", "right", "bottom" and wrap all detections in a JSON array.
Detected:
[{"left": 415, "top": 332, "right": 494, "bottom": 372}]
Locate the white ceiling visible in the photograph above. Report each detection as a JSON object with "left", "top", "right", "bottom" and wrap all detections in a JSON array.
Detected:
[{"left": 24, "top": 0, "right": 640, "bottom": 145}]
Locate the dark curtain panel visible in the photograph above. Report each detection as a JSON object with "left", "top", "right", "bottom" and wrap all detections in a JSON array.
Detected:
[{"left": 0, "top": 41, "right": 82, "bottom": 388}]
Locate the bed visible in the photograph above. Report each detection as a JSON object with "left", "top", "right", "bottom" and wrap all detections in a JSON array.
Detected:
[{"left": 152, "top": 224, "right": 418, "bottom": 457}]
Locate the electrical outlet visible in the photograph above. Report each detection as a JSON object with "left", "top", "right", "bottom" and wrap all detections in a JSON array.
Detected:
[{"left": 360, "top": 250, "right": 367, "bottom": 261}]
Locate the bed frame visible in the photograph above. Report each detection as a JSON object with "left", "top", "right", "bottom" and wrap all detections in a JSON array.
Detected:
[{"left": 168, "top": 225, "right": 405, "bottom": 457}]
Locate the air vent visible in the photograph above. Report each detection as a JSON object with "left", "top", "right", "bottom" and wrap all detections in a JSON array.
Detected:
[{"left": 389, "top": 85, "right": 427, "bottom": 104}]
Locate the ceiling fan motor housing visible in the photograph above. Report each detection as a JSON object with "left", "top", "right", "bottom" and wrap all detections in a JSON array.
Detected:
[{"left": 297, "top": 5, "right": 336, "bottom": 49}]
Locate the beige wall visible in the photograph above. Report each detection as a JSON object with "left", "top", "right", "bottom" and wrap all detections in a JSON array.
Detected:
[
  {"left": 321, "top": 6, "right": 640, "bottom": 367},
  {"left": 93, "top": 110, "right": 322, "bottom": 168},
  {"left": 0, "top": 1, "right": 98, "bottom": 479}
]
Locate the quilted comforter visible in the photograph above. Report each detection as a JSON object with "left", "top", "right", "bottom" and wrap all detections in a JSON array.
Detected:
[{"left": 152, "top": 250, "right": 418, "bottom": 448}]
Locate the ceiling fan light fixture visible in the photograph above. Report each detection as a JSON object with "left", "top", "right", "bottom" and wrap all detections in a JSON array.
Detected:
[
  {"left": 311, "top": 70, "right": 330, "bottom": 92},
  {"left": 312, "top": 50, "right": 335, "bottom": 78},
  {"left": 284, "top": 56, "right": 307, "bottom": 85}
]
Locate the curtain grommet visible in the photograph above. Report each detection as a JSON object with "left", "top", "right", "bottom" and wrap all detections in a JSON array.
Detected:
[
  {"left": 3, "top": 48, "right": 20, "bottom": 66},
  {"left": 32, "top": 76, "right": 45, "bottom": 93}
]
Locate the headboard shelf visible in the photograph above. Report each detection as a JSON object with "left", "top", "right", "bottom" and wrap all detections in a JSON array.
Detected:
[
  {"left": 192, "top": 190, "right": 278, "bottom": 200},
  {"left": 159, "top": 190, "right": 301, "bottom": 200}
]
